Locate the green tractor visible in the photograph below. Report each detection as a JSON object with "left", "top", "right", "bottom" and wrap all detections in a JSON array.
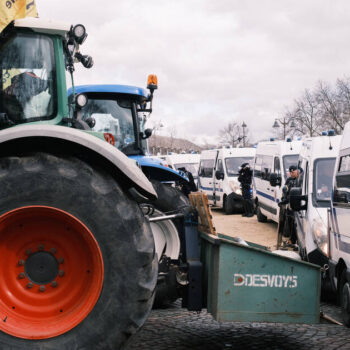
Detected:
[{"left": 0, "top": 18, "right": 158, "bottom": 349}]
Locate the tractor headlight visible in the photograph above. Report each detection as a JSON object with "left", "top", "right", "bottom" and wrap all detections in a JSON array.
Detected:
[
  {"left": 312, "top": 218, "right": 328, "bottom": 256},
  {"left": 73, "top": 24, "right": 87, "bottom": 44},
  {"left": 229, "top": 181, "right": 242, "bottom": 196},
  {"left": 75, "top": 94, "right": 88, "bottom": 108}
]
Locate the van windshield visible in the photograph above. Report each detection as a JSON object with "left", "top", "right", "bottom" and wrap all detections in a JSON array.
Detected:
[
  {"left": 283, "top": 155, "right": 298, "bottom": 178},
  {"left": 314, "top": 158, "right": 336, "bottom": 203},
  {"left": 225, "top": 157, "right": 253, "bottom": 176}
]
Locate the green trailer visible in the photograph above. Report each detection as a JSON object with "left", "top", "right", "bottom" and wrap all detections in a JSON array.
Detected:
[{"left": 200, "top": 232, "right": 320, "bottom": 324}]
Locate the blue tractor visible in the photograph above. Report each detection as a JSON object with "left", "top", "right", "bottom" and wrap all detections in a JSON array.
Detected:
[{"left": 68, "top": 77, "right": 194, "bottom": 305}]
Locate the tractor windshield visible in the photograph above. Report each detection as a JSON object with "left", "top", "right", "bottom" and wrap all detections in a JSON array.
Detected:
[
  {"left": 80, "top": 98, "right": 137, "bottom": 153},
  {"left": 0, "top": 33, "right": 56, "bottom": 124}
]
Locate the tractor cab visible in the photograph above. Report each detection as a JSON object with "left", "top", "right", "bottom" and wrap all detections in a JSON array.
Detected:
[
  {"left": 0, "top": 18, "right": 93, "bottom": 129},
  {"left": 68, "top": 75, "right": 158, "bottom": 156}
]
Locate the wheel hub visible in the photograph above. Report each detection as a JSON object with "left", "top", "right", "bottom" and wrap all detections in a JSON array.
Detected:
[
  {"left": 0, "top": 206, "right": 104, "bottom": 340},
  {"left": 25, "top": 251, "right": 59, "bottom": 284}
]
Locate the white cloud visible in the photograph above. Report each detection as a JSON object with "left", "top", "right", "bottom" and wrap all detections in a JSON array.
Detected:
[{"left": 36, "top": 0, "right": 350, "bottom": 144}]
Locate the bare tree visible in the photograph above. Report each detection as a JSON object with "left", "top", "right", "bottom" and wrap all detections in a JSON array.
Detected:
[
  {"left": 167, "top": 126, "right": 177, "bottom": 151},
  {"left": 219, "top": 122, "right": 242, "bottom": 147},
  {"left": 315, "top": 81, "right": 343, "bottom": 134},
  {"left": 335, "top": 78, "right": 350, "bottom": 130},
  {"left": 294, "top": 89, "right": 321, "bottom": 137}
]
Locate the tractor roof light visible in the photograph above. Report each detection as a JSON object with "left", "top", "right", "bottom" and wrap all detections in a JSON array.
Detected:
[
  {"left": 147, "top": 74, "right": 158, "bottom": 91},
  {"left": 75, "top": 94, "right": 88, "bottom": 108},
  {"left": 73, "top": 24, "right": 87, "bottom": 45}
]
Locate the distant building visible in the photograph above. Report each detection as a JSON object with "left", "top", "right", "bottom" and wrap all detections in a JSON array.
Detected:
[{"left": 148, "top": 135, "right": 204, "bottom": 155}]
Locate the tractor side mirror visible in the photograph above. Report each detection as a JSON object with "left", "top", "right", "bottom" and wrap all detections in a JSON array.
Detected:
[
  {"left": 144, "top": 128, "right": 153, "bottom": 139},
  {"left": 289, "top": 187, "right": 307, "bottom": 211},
  {"left": 269, "top": 173, "right": 282, "bottom": 187},
  {"left": 140, "top": 128, "right": 152, "bottom": 140},
  {"left": 85, "top": 117, "right": 96, "bottom": 128},
  {"left": 215, "top": 170, "right": 224, "bottom": 180}
]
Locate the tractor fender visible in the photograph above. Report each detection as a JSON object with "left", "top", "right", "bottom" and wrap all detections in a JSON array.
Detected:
[
  {"left": 0, "top": 124, "right": 157, "bottom": 200},
  {"left": 130, "top": 155, "right": 189, "bottom": 183}
]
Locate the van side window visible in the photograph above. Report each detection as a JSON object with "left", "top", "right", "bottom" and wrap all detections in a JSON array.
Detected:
[
  {"left": 261, "top": 155, "right": 273, "bottom": 181},
  {"left": 199, "top": 159, "right": 214, "bottom": 178},
  {"left": 274, "top": 157, "right": 281, "bottom": 175},
  {"left": 297, "top": 159, "right": 304, "bottom": 187},
  {"left": 217, "top": 159, "right": 223, "bottom": 172},
  {"left": 334, "top": 152, "right": 350, "bottom": 207},
  {"left": 254, "top": 155, "right": 262, "bottom": 178}
]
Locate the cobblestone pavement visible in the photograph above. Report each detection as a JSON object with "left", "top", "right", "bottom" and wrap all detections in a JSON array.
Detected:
[{"left": 127, "top": 301, "right": 350, "bottom": 350}]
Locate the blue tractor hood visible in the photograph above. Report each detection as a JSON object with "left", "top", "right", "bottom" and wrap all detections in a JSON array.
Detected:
[
  {"left": 68, "top": 84, "right": 150, "bottom": 101},
  {"left": 130, "top": 155, "right": 189, "bottom": 183}
]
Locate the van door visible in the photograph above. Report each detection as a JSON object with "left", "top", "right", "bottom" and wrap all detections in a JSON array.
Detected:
[
  {"left": 295, "top": 160, "right": 308, "bottom": 253},
  {"left": 214, "top": 158, "right": 224, "bottom": 206},
  {"left": 271, "top": 156, "right": 282, "bottom": 222},
  {"left": 198, "top": 156, "right": 217, "bottom": 205},
  {"left": 331, "top": 153, "right": 350, "bottom": 263},
  {"left": 256, "top": 155, "right": 274, "bottom": 219}
]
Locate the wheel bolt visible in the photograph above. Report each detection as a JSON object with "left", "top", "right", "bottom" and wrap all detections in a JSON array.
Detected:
[
  {"left": 25, "top": 249, "right": 32, "bottom": 255},
  {"left": 58, "top": 257, "right": 64, "bottom": 264},
  {"left": 39, "top": 285, "right": 46, "bottom": 292},
  {"left": 18, "top": 259, "right": 25, "bottom": 266},
  {"left": 26, "top": 283, "right": 33, "bottom": 289},
  {"left": 51, "top": 281, "right": 58, "bottom": 288},
  {"left": 38, "top": 244, "right": 44, "bottom": 251},
  {"left": 18, "top": 272, "right": 25, "bottom": 279},
  {"left": 58, "top": 270, "right": 65, "bottom": 277},
  {"left": 50, "top": 248, "right": 57, "bottom": 254}
]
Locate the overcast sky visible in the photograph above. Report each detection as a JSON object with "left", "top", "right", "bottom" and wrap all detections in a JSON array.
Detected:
[{"left": 36, "top": 0, "right": 350, "bottom": 145}]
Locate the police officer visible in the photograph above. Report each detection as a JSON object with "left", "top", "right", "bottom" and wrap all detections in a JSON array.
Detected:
[
  {"left": 177, "top": 167, "right": 197, "bottom": 197},
  {"left": 238, "top": 163, "right": 254, "bottom": 217},
  {"left": 278, "top": 165, "right": 299, "bottom": 245}
]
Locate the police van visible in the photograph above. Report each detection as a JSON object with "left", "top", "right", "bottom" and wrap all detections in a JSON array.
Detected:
[
  {"left": 253, "top": 139, "right": 302, "bottom": 223},
  {"left": 326, "top": 122, "right": 350, "bottom": 325},
  {"left": 165, "top": 153, "right": 200, "bottom": 185},
  {"left": 289, "top": 133, "right": 341, "bottom": 266},
  {"left": 198, "top": 147, "right": 255, "bottom": 214}
]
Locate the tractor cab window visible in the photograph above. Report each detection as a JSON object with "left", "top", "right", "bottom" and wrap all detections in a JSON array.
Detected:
[
  {"left": 0, "top": 33, "right": 56, "bottom": 124},
  {"left": 80, "top": 98, "right": 135, "bottom": 152}
]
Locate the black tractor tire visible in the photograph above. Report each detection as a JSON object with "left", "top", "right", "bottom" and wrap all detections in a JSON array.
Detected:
[
  {"left": 0, "top": 152, "right": 157, "bottom": 350},
  {"left": 149, "top": 180, "right": 191, "bottom": 308},
  {"left": 223, "top": 196, "right": 234, "bottom": 215},
  {"left": 256, "top": 202, "right": 267, "bottom": 222},
  {"left": 339, "top": 270, "right": 350, "bottom": 327}
]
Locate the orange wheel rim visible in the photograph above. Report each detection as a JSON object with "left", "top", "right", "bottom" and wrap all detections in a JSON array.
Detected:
[{"left": 0, "top": 206, "right": 104, "bottom": 339}]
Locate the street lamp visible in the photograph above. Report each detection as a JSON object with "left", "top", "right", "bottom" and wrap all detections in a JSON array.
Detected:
[
  {"left": 241, "top": 122, "right": 247, "bottom": 147},
  {"left": 272, "top": 118, "right": 295, "bottom": 139}
]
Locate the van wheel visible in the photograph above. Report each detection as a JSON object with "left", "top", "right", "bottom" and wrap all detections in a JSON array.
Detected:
[
  {"left": 339, "top": 270, "right": 350, "bottom": 327},
  {"left": 223, "top": 196, "right": 234, "bottom": 215},
  {"left": 256, "top": 203, "right": 267, "bottom": 222}
]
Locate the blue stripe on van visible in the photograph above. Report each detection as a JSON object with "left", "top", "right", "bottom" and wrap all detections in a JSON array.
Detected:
[
  {"left": 256, "top": 190, "right": 280, "bottom": 203},
  {"left": 199, "top": 186, "right": 223, "bottom": 192}
]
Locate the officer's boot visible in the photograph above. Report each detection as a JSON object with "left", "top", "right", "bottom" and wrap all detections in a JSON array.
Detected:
[
  {"left": 242, "top": 200, "right": 248, "bottom": 217},
  {"left": 246, "top": 199, "right": 254, "bottom": 217}
]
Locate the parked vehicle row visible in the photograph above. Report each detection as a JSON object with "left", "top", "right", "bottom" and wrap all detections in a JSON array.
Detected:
[{"left": 198, "top": 147, "right": 255, "bottom": 214}]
